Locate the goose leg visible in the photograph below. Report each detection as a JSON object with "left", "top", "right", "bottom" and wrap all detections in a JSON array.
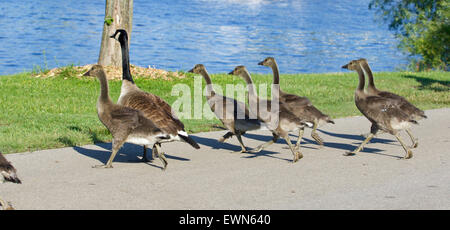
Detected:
[
  {"left": 361, "top": 130, "right": 384, "bottom": 139},
  {"left": 93, "top": 139, "right": 124, "bottom": 168},
  {"left": 394, "top": 133, "right": 413, "bottom": 159},
  {"left": 152, "top": 144, "right": 159, "bottom": 159},
  {"left": 310, "top": 121, "right": 324, "bottom": 147},
  {"left": 154, "top": 143, "right": 168, "bottom": 170},
  {"left": 248, "top": 133, "right": 279, "bottom": 153},
  {"left": 294, "top": 127, "right": 305, "bottom": 151},
  {"left": 405, "top": 129, "right": 418, "bottom": 148},
  {"left": 142, "top": 145, "right": 151, "bottom": 162},
  {"left": 219, "top": 132, "right": 234, "bottom": 143},
  {"left": 283, "top": 134, "right": 303, "bottom": 163},
  {"left": 235, "top": 132, "right": 248, "bottom": 153},
  {"left": 345, "top": 133, "right": 375, "bottom": 156}
]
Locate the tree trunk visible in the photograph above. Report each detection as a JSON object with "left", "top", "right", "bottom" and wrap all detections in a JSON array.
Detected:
[{"left": 98, "top": 0, "right": 133, "bottom": 66}]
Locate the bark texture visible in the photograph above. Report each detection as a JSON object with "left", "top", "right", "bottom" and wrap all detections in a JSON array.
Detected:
[{"left": 98, "top": 0, "right": 133, "bottom": 66}]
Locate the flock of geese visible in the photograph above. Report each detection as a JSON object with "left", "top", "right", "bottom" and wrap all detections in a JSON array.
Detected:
[{"left": 0, "top": 29, "right": 427, "bottom": 209}]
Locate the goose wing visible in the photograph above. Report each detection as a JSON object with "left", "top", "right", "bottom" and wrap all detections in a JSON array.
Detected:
[
  {"left": 109, "top": 106, "right": 142, "bottom": 130},
  {"left": 281, "top": 93, "right": 311, "bottom": 107},
  {"left": 378, "top": 91, "right": 426, "bottom": 119},
  {"left": 120, "top": 91, "right": 184, "bottom": 135},
  {"left": 363, "top": 96, "right": 415, "bottom": 128}
]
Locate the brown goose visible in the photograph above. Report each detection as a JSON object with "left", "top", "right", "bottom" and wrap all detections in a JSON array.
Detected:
[
  {"left": 258, "top": 57, "right": 334, "bottom": 149},
  {"left": 188, "top": 64, "right": 263, "bottom": 153},
  {"left": 84, "top": 65, "right": 171, "bottom": 169},
  {"left": 110, "top": 29, "right": 199, "bottom": 162},
  {"left": 229, "top": 65, "right": 306, "bottom": 162},
  {"left": 358, "top": 58, "right": 426, "bottom": 148},
  {"left": 1, "top": 152, "right": 21, "bottom": 210},
  {"left": 342, "top": 60, "right": 418, "bottom": 159}
]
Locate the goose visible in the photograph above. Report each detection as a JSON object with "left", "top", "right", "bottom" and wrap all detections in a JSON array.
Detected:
[
  {"left": 342, "top": 60, "right": 417, "bottom": 159},
  {"left": 188, "top": 64, "right": 263, "bottom": 153},
  {"left": 229, "top": 65, "right": 306, "bottom": 162},
  {"left": 1, "top": 152, "right": 21, "bottom": 210},
  {"left": 258, "top": 57, "right": 334, "bottom": 149},
  {"left": 110, "top": 29, "right": 200, "bottom": 162},
  {"left": 358, "top": 58, "right": 426, "bottom": 148},
  {"left": 84, "top": 65, "right": 172, "bottom": 169}
]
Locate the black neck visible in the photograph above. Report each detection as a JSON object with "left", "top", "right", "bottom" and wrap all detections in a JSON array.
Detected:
[{"left": 118, "top": 32, "right": 134, "bottom": 84}]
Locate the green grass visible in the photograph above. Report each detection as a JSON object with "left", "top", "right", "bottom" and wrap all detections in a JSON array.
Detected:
[{"left": 0, "top": 69, "right": 449, "bottom": 154}]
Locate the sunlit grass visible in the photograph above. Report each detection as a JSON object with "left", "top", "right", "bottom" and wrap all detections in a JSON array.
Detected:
[{"left": 0, "top": 69, "right": 448, "bottom": 153}]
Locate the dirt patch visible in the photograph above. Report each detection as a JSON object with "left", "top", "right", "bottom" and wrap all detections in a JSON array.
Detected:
[{"left": 32, "top": 64, "right": 188, "bottom": 81}]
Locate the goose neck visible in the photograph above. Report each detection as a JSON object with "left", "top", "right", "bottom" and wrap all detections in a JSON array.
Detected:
[
  {"left": 355, "top": 64, "right": 366, "bottom": 92},
  {"left": 118, "top": 33, "right": 134, "bottom": 84},
  {"left": 97, "top": 71, "right": 112, "bottom": 104},
  {"left": 200, "top": 70, "right": 215, "bottom": 96},
  {"left": 240, "top": 70, "right": 258, "bottom": 102},
  {"left": 362, "top": 62, "right": 378, "bottom": 92},
  {"left": 270, "top": 61, "right": 280, "bottom": 85}
]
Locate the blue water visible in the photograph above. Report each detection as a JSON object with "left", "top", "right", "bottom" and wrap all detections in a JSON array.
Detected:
[{"left": 0, "top": 0, "right": 408, "bottom": 75}]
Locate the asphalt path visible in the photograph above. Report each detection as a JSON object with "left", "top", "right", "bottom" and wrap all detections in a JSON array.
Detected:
[{"left": 1, "top": 108, "right": 449, "bottom": 209}]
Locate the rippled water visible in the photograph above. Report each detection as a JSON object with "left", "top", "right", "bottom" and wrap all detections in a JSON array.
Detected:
[{"left": 0, "top": 0, "right": 407, "bottom": 75}]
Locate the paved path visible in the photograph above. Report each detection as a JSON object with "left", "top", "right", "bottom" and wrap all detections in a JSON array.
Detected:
[{"left": 1, "top": 108, "right": 449, "bottom": 210}]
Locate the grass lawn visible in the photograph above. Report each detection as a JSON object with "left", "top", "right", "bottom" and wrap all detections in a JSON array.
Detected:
[{"left": 0, "top": 67, "right": 449, "bottom": 154}]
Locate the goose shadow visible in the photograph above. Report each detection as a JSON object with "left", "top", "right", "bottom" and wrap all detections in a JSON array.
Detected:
[
  {"left": 403, "top": 74, "right": 450, "bottom": 92},
  {"left": 72, "top": 142, "right": 190, "bottom": 169},
  {"left": 316, "top": 130, "right": 403, "bottom": 158},
  {"left": 189, "top": 134, "right": 292, "bottom": 162},
  {"left": 284, "top": 129, "right": 401, "bottom": 158},
  {"left": 244, "top": 133, "right": 392, "bottom": 159},
  {"left": 227, "top": 129, "right": 401, "bottom": 158},
  {"left": 317, "top": 129, "right": 396, "bottom": 145}
]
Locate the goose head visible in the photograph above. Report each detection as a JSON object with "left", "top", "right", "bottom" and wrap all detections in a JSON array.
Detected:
[
  {"left": 0, "top": 165, "right": 21, "bottom": 184},
  {"left": 228, "top": 65, "right": 247, "bottom": 76},
  {"left": 110, "top": 29, "right": 128, "bottom": 41},
  {"left": 188, "top": 64, "right": 206, "bottom": 74},
  {"left": 258, "top": 57, "right": 276, "bottom": 67},
  {"left": 83, "top": 64, "right": 105, "bottom": 78},
  {"left": 341, "top": 60, "right": 359, "bottom": 71},
  {"left": 357, "top": 58, "right": 368, "bottom": 64}
]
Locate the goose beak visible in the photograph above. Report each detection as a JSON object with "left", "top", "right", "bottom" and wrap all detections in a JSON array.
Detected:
[
  {"left": 228, "top": 70, "right": 235, "bottom": 75},
  {"left": 187, "top": 68, "right": 194, "bottom": 73},
  {"left": 109, "top": 31, "right": 119, "bottom": 39},
  {"left": 341, "top": 64, "right": 348, "bottom": 69},
  {"left": 258, "top": 61, "right": 264, "bottom": 66},
  {"left": 83, "top": 70, "right": 91, "bottom": 76}
]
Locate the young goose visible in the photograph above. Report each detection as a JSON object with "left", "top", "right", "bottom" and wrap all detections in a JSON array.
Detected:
[
  {"left": 229, "top": 65, "right": 306, "bottom": 163},
  {"left": 342, "top": 60, "right": 418, "bottom": 159},
  {"left": 258, "top": 57, "right": 334, "bottom": 149},
  {"left": 1, "top": 152, "right": 21, "bottom": 210},
  {"left": 110, "top": 29, "right": 199, "bottom": 162},
  {"left": 84, "top": 65, "right": 172, "bottom": 169},
  {"left": 0, "top": 152, "right": 21, "bottom": 184},
  {"left": 358, "top": 58, "right": 426, "bottom": 148},
  {"left": 188, "top": 64, "right": 262, "bottom": 153}
]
